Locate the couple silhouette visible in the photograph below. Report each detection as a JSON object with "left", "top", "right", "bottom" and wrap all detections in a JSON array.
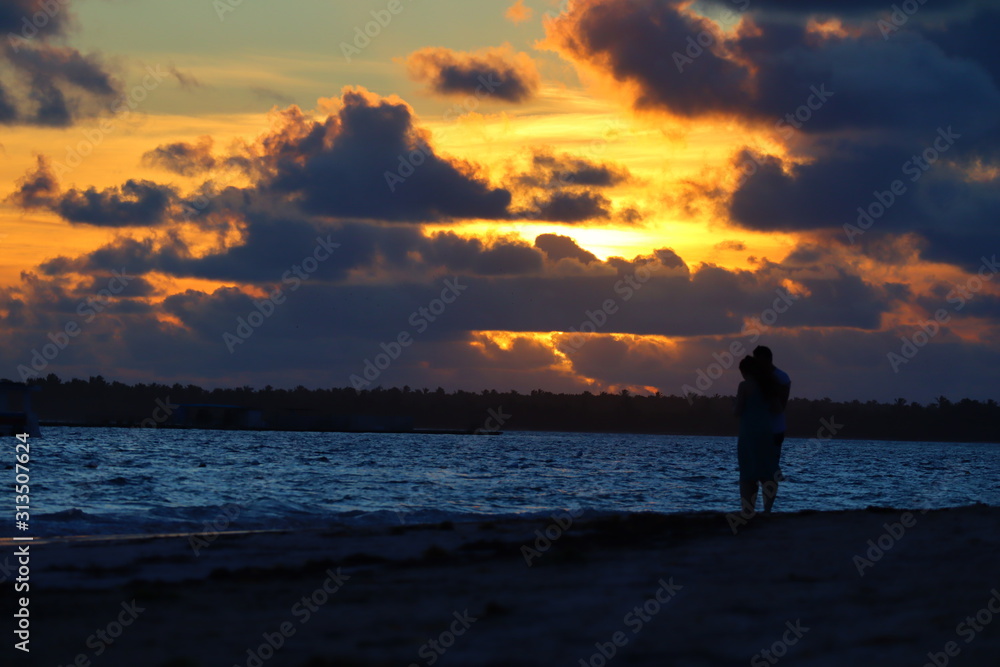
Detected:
[{"left": 734, "top": 346, "right": 791, "bottom": 515}]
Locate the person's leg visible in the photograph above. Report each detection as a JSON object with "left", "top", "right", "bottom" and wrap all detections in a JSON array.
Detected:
[
  {"left": 774, "top": 432, "right": 785, "bottom": 455},
  {"left": 739, "top": 479, "right": 758, "bottom": 516},
  {"left": 762, "top": 476, "right": 778, "bottom": 513},
  {"left": 763, "top": 433, "right": 785, "bottom": 512}
]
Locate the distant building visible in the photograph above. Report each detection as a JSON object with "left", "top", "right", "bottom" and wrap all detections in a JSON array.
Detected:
[
  {"left": 168, "top": 404, "right": 264, "bottom": 430},
  {"left": 345, "top": 414, "right": 415, "bottom": 433},
  {"left": 265, "top": 408, "right": 414, "bottom": 432},
  {"left": 0, "top": 381, "right": 41, "bottom": 437}
]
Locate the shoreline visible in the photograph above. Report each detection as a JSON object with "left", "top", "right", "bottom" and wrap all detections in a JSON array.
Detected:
[
  {"left": 12, "top": 505, "right": 1000, "bottom": 665},
  {"left": 31, "top": 421, "right": 1000, "bottom": 444}
]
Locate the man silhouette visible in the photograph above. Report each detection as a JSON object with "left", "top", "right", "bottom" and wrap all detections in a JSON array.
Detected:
[{"left": 752, "top": 345, "right": 790, "bottom": 512}]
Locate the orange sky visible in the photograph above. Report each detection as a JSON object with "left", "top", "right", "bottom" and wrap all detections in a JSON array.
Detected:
[{"left": 1, "top": 0, "right": 998, "bottom": 402}]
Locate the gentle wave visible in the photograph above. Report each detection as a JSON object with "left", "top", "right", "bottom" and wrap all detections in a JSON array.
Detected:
[{"left": 19, "top": 427, "right": 1000, "bottom": 537}]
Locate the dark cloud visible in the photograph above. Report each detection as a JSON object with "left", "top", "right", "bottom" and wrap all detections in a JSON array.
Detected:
[
  {"left": 405, "top": 44, "right": 540, "bottom": 103},
  {"left": 167, "top": 65, "right": 202, "bottom": 90},
  {"left": 0, "top": 0, "right": 70, "bottom": 40},
  {"left": 40, "top": 237, "right": 157, "bottom": 276},
  {"left": 781, "top": 243, "right": 827, "bottom": 266},
  {"left": 40, "top": 217, "right": 545, "bottom": 284},
  {"left": 710, "top": 0, "right": 992, "bottom": 21},
  {"left": 729, "top": 149, "right": 860, "bottom": 232},
  {"left": 41, "top": 216, "right": 373, "bottom": 283},
  {"left": 728, "top": 137, "right": 1000, "bottom": 270},
  {"left": 747, "top": 33, "right": 998, "bottom": 138},
  {"left": 561, "top": 323, "right": 1000, "bottom": 403},
  {"left": 515, "top": 150, "right": 630, "bottom": 189},
  {"left": 34, "top": 200, "right": 897, "bottom": 337},
  {"left": 545, "top": 0, "right": 1000, "bottom": 137},
  {"left": 142, "top": 137, "right": 217, "bottom": 176},
  {"left": 524, "top": 191, "right": 612, "bottom": 222},
  {"left": 418, "top": 232, "right": 543, "bottom": 276},
  {"left": 534, "top": 233, "right": 599, "bottom": 265},
  {"left": 0, "top": 83, "right": 18, "bottom": 121},
  {"left": 916, "top": 6, "right": 1000, "bottom": 155},
  {"left": 251, "top": 86, "right": 294, "bottom": 106},
  {"left": 4, "top": 222, "right": 946, "bottom": 399},
  {"left": 30, "top": 85, "right": 520, "bottom": 241},
  {"left": 6, "top": 44, "right": 116, "bottom": 95},
  {"left": 545, "top": 0, "right": 1000, "bottom": 270},
  {"left": 545, "top": 0, "right": 753, "bottom": 118},
  {"left": 2, "top": 269, "right": 989, "bottom": 400},
  {"left": 714, "top": 240, "right": 746, "bottom": 252},
  {"left": 81, "top": 274, "right": 159, "bottom": 298},
  {"left": 508, "top": 149, "right": 634, "bottom": 223},
  {"left": 261, "top": 89, "right": 511, "bottom": 222},
  {"left": 9, "top": 155, "right": 178, "bottom": 229},
  {"left": 6, "top": 154, "right": 58, "bottom": 207},
  {"left": 1, "top": 15, "right": 121, "bottom": 127},
  {"left": 54, "top": 180, "right": 176, "bottom": 227},
  {"left": 654, "top": 248, "right": 687, "bottom": 270},
  {"left": 98, "top": 253, "right": 894, "bottom": 342}
]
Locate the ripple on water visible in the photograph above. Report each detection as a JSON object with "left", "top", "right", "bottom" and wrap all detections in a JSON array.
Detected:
[{"left": 25, "top": 427, "right": 1000, "bottom": 537}]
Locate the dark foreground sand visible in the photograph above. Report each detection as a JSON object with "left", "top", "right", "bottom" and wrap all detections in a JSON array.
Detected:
[{"left": 5, "top": 505, "right": 1000, "bottom": 666}]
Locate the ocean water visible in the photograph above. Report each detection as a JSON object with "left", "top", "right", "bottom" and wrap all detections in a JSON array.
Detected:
[{"left": 12, "top": 427, "right": 1000, "bottom": 537}]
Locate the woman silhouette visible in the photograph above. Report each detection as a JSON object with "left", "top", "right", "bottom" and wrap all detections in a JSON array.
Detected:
[{"left": 734, "top": 355, "right": 781, "bottom": 515}]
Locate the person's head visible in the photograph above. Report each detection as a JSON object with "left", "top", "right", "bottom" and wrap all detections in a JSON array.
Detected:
[
  {"left": 739, "top": 355, "right": 757, "bottom": 381},
  {"left": 752, "top": 345, "right": 773, "bottom": 368}
]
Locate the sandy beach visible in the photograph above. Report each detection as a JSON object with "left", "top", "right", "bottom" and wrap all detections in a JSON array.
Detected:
[{"left": 8, "top": 504, "right": 1000, "bottom": 666}]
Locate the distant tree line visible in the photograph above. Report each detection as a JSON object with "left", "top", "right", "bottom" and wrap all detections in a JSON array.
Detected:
[{"left": 10, "top": 374, "right": 1000, "bottom": 443}]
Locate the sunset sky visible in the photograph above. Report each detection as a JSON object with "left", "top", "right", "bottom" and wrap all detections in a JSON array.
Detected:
[{"left": 1, "top": 0, "right": 999, "bottom": 402}]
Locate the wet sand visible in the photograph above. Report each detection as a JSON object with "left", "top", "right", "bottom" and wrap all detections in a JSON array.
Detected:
[{"left": 8, "top": 504, "right": 1000, "bottom": 666}]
